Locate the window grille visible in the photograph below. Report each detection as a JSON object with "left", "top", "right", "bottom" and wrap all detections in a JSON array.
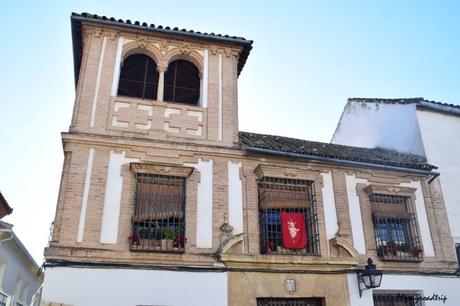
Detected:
[
  {"left": 373, "top": 293, "right": 423, "bottom": 306},
  {"left": 258, "top": 177, "right": 320, "bottom": 256},
  {"left": 257, "top": 297, "right": 324, "bottom": 306},
  {"left": 456, "top": 243, "right": 460, "bottom": 266},
  {"left": 164, "top": 60, "right": 200, "bottom": 105},
  {"left": 130, "top": 173, "right": 186, "bottom": 252},
  {"left": 0, "top": 293, "right": 7, "bottom": 306},
  {"left": 370, "top": 194, "right": 423, "bottom": 261},
  {"left": 118, "top": 54, "right": 159, "bottom": 100}
]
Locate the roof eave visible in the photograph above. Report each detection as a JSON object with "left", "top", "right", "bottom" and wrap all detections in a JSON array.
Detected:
[
  {"left": 70, "top": 14, "right": 253, "bottom": 88},
  {"left": 243, "top": 146, "right": 438, "bottom": 176}
]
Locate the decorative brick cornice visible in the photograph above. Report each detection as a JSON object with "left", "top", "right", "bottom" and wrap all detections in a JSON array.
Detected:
[
  {"left": 363, "top": 184, "right": 417, "bottom": 196},
  {"left": 130, "top": 162, "right": 194, "bottom": 177},
  {"left": 254, "top": 164, "right": 320, "bottom": 181}
]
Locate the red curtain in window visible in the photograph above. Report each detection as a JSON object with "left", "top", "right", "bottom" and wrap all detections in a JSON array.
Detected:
[{"left": 280, "top": 212, "right": 307, "bottom": 249}]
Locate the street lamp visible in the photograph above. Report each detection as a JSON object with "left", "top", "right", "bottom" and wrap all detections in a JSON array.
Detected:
[{"left": 357, "top": 258, "right": 383, "bottom": 297}]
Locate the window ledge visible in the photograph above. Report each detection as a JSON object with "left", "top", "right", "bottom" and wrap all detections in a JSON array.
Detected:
[{"left": 220, "top": 254, "right": 359, "bottom": 270}]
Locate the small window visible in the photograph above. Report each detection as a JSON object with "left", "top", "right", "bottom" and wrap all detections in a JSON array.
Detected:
[
  {"left": 373, "top": 293, "right": 423, "bottom": 306},
  {"left": 257, "top": 298, "right": 324, "bottom": 306},
  {"left": 130, "top": 173, "right": 186, "bottom": 252},
  {"left": 0, "top": 293, "right": 7, "bottom": 306},
  {"left": 164, "top": 60, "right": 200, "bottom": 105},
  {"left": 118, "top": 54, "right": 159, "bottom": 100},
  {"left": 371, "top": 194, "right": 423, "bottom": 261},
  {"left": 258, "top": 177, "right": 320, "bottom": 256}
]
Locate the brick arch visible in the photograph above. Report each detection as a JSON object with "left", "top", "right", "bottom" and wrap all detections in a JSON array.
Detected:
[
  {"left": 121, "top": 42, "right": 162, "bottom": 66},
  {"left": 163, "top": 48, "right": 203, "bottom": 75}
]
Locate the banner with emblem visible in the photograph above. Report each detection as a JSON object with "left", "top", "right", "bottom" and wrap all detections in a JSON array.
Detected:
[{"left": 280, "top": 212, "right": 307, "bottom": 249}]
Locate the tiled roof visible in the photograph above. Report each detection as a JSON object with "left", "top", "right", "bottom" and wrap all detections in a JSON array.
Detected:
[
  {"left": 0, "top": 192, "right": 13, "bottom": 219},
  {"left": 70, "top": 13, "right": 253, "bottom": 86},
  {"left": 239, "top": 131, "right": 436, "bottom": 171},
  {"left": 348, "top": 97, "right": 460, "bottom": 115}
]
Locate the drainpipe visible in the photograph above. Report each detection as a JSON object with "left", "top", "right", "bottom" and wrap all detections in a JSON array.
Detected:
[{"left": 244, "top": 147, "right": 440, "bottom": 183}]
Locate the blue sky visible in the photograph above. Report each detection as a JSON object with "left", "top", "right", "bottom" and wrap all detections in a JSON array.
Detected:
[{"left": 0, "top": 0, "right": 459, "bottom": 263}]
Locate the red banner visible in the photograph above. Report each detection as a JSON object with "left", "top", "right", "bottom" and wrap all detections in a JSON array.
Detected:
[{"left": 280, "top": 212, "right": 307, "bottom": 249}]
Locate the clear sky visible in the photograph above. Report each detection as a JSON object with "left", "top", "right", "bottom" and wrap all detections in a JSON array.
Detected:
[{"left": 0, "top": 0, "right": 459, "bottom": 263}]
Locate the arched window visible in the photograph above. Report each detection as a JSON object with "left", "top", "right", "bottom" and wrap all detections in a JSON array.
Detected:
[
  {"left": 118, "top": 54, "right": 158, "bottom": 100},
  {"left": 164, "top": 60, "right": 200, "bottom": 105}
]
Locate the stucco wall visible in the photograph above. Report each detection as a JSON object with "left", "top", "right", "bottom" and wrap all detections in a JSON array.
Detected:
[
  {"left": 0, "top": 238, "right": 41, "bottom": 305},
  {"left": 417, "top": 110, "right": 460, "bottom": 243},
  {"left": 332, "top": 102, "right": 425, "bottom": 156},
  {"left": 348, "top": 273, "right": 460, "bottom": 306},
  {"left": 228, "top": 272, "right": 350, "bottom": 306},
  {"left": 42, "top": 267, "right": 227, "bottom": 306}
]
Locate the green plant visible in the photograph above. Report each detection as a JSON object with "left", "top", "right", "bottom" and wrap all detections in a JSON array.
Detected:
[
  {"left": 139, "top": 228, "right": 152, "bottom": 239},
  {"left": 399, "top": 243, "right": 411, "bottom": 253},
  {"left": 387, "top": 240, "right": 399, "bottom": 255},
  {"left": 162, "top": 228, "right": 178, "bottom": 240}
]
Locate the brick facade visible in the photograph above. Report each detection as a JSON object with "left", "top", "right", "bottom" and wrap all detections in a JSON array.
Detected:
[{"left": 42, "top": 14, "right": 458, "bottom": 306}]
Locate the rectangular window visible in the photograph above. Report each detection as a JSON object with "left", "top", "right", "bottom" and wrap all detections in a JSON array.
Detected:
[
  {"left": 257, "top": 298, "right": 324, "bottom": 306},
  {"left": 130, "top": 173, "right": 186, "bottom": 252},
  {"left": 258, "top": 177, "right": 320, "bottom": 255},
  {"left": 371, "top": 194, "right": 423, "bottom": 261},
  {"left": 373, "top": 293, "right": 423, "bottom": 306},
  {"left": 0, "top": 293, "right": 7, "bottom": 306}
]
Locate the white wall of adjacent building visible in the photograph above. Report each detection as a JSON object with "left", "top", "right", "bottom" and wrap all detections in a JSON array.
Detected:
[
  {"left": 332, "top": 101, "right": 460, "bottom": 246},
  {"left": 0, "top": 235, "right": 42, "bottom": 306},
  {"left": 332, "top": 102, "right": 425, "bottom": 156},
  {"left": 348, "top": 273, "right": 460, "bottom": 306},
  {"left": 416, "top": 110, "right": 460, "bottom": 243},
  {"left": 41, "top": 267, "right": 227, "bottom": 306}
]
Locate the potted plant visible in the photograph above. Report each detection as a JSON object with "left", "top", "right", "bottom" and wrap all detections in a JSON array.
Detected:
[
  {"left": 387, "top": 240, "right": 399, "bottom": 256},
  {"left": 128, "top": 232, "right": 140, "bottom": 246},
  {"left": 161, "top": 228, "right": 178, "bottom": 250},
  {"left": 397, "top": 243, "right": 410, "bottom": 257},
  {"left": 413, "top": 246, "right": 423, "bottom": 258},
  {"left": 377, "top": 245, "right": 390, "bottom": 257},
  {"left": 139, "top": 228, "right": 152, "bottom": 246}
]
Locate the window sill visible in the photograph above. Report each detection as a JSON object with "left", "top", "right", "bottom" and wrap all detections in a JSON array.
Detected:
[{"left": 115, "top": 95, "right": 203, "bottom": 110}]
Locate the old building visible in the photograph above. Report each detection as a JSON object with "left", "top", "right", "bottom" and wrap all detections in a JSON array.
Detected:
[
  {"left": 332, "top": 98, "right": 460, "bottom": 263},
  {"left": 42, "top": 13, "right": 459, "bottom": 306},
  {"left": 0, "top": 192, "right": 43, "bottom": 306}
]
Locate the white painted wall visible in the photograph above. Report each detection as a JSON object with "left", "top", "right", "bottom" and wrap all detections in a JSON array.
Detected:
[
  {"left": 348, "top": 273, "right": 460, "bottom": 306},
  {"left": 228, "top": 161, "right": 243, "bottom": 234},
  {"left": 90, "top": 36, "right": 107, "bottom": 128},
  {"left": 0, "top": 237, "right": 41, "bottom": 305},
  {"left": 345, "top": 174, "right": 368, "bottom": 254},
  {"left": 321, "top": 172, "right": 338, "bottom": 240},
  {"left": 400, "top": 180, "right": 435, "bottom": 257},
  {"left": 332, "top": 102, "right": 425, "bottom": 156},
  {"left": 77, "top": 148, "right": 95, "bottom": 242},
  {"left": 201, "top": 49, "right": 209, "bottom": 108},
  {"left": 100, "top": 151, "right": 139, "bottom": 244},
  {"left": 42, "top": 267, "right": 227, "bottom": 306},
  {"left": 417, "top": 110, "right": 460, "bottom": 244},
  {"left": 111, "top": 36, "right": 124, "bottom": 97},
  {"left": 193, "top": 159, "right": 213, "bottom": 248}
]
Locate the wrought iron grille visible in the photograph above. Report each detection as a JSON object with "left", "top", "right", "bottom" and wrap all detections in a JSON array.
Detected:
[
  {"left": 258, "top": 177, "right": 320, "bottom": 256},
  {"left": 0, "top": 293, "right": 6, "bottom": 306},
  {"left": 370, "top": 194, "right": 423, "bottom": 262},
  {"left": 257, "top": 298, "right": 324, "bottom": 306},
  {"left": 373, "top": 293, "right": 423, "bottom": 306},
  {"left": 130, "top": 173, "right": 186, "bottom": 252},
  {"left": 456, "top": 243, "right": 460, "bottom": 266}
]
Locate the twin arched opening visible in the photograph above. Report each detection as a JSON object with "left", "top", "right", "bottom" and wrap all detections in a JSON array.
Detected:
[{"left": 117, "top": 54, "right": 200, "bottom": 105}]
